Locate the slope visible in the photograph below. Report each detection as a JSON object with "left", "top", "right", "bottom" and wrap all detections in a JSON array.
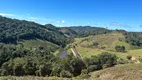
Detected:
[
  {"left": 59, "top": 26, "right": 110, "bottom": 37},
  {"left": 90, "top": 63, "right": 142, "bottom": 80},
  {"left": 0, "top": 16, "right": 71, "bottom": 47},
  {"left": 68, "top": 31, "right": 142, "bottom": 58}
]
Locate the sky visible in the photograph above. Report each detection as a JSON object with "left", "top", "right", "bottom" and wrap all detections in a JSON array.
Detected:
[{"left": 0, "top": 0, "right": 142, "bottom": 31}]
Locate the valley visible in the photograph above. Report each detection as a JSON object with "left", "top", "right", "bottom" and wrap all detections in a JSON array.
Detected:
[
  {"left": 1, "top": 0, "right": 142, "bottom": 79},
  {"left": 0, "top": 16, "right": 142, "bottom": 80}
]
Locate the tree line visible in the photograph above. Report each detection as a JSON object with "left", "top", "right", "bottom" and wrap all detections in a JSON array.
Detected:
[{"left": 0, "top": 44, "right": 118, "bottom": 78}]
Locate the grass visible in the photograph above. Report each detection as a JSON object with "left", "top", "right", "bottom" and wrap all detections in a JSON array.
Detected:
[
  {"left": 20, "top": 39, "right": 59, "bottom": 50},
  {"left": 68, "top": 31, "right": 142, "bottom": 59},
  {"left": 0, "top": 76, "right": 71, "bottom": 80},
  {"left": 90, "top": 63, "right": 142, "bottom": 80},
  {"left": 75, "top": 45, "right": 128, "bottom": 59},
  {"left": 74, "top": 31, "right": 133, "bottom": 51}
]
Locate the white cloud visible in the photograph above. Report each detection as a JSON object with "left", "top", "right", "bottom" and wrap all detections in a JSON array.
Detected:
[
  {"left": 28, "top": 17, "right": 53, "bottom": 22},
  {"left": 96, "top": 21, "right": 131, "bottom": 28},
  {"left": 54, "top": 24, "right": 62, "bottom": 27},
  {"left": 0, "top": 13, "right": 14, "bottom": 17},
  {"left": 31, "top": 20, "right": 35, "bottom": 22},
  {"left": 61, "top": 20, "right": 65, "bottom": 23},
  {"left": 57, "top": 21, "right": 60, "bottom": 23},
  {"left": 0, "top": 13, "right": 68, "bottom": 25}
]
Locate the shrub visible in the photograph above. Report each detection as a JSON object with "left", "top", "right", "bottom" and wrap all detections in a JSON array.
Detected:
[
  {"left": 81, "top": 69, "right": 88, "bottom": 75},
  {"left": 127, "top": 56, "right": 132, "bottom": 60},
  {"left": 92, "top": 41, "right": 99, "bottom": 47},
  {"left": 60, "top": 70, "right": 73, "bottom": 78},
  {"left": 80, "top": 69, "right": 90, "bottom": 79},
  {"left": 98, "top": 52, "right": 117, "bottom": 68},
  {"left": 115, "top": 45, "right": 125, "bottom": 52},
  {"left": 117, "top": 58, "right": 128, "bottom": 64},
  {"left": 138, "top": 56, "right": 142, "bottom": 62},
  {"left": 87, "top": 65, "right": 98, "bottom": 72}
]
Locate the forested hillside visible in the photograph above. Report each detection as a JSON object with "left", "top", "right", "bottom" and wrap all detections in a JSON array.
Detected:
[
  {"left": 125, "top": 32, "right": 142, "bottom": 47},
  {"left": 0, "top": 16, "right": 72, "bottom": 47},
  {"left": 116, "top": 30, "right": 142, "bottom": 47},
  {"left": 60, "top": 26, "right": 111, "bottom": 37}
]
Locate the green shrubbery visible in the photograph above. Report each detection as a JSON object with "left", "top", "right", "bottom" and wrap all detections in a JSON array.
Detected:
[
  {"left": 127, "top": 55, "right": 132, "bottom": 60},
  {"left": 0, "top": 16, "right": 73, "bottom": 47},
  {"left": 115, "top": 45, "right": 125, "bottom": 52},
  {"left": 84, "top": 52, "right": 117, "bottom": 73},
  {"left": 0, "top": 45, "right": 118, "bottom": 78}
]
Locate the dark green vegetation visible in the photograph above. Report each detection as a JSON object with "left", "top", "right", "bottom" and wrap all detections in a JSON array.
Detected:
[
  {"left": 0, "top": 45, "right": 117, "bottom": 78},
  {"left": 60, "top": 26, "right": 111, "bottom": 37},
  {"left": 115, "top": 45, "right": 125, "bottom": 52},
  {"left": 125, "top": 32, "right": 142, "bottom": 47},
  {"left": 0, "top": 16, "right": 72, "bottom": 47},
  {"left": 116, "top": 30, "right": 142, "bottom": 47},
  {"left": 0, "top": 16, "right": 142, "bottom": 79}
]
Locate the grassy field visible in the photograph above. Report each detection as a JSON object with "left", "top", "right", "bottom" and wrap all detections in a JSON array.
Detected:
[
  {"left": 90, "top": 63, "right": 142, "bottom": 80},
  {"left": 20, "top": 39, "right": 59, "bottom": 50},
  {"left": 0, "top": 76, "right": 71, "bottom": 80},
  {"left": 74, "top": 31, "right": 134, "bottom": 50},
  {"left": 68, "top": 31, "right": 142, "bottom": 59}
]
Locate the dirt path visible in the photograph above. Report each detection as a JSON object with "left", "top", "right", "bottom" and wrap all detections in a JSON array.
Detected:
[{"left": 71, "top": 48, "right": 82, "bottom": 58}]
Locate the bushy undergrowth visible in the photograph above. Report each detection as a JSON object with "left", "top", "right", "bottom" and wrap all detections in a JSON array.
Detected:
[{"left": 0, "top": 45, "right": 118, "bottom": 78}]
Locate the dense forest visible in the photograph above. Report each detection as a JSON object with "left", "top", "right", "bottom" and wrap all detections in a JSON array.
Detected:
[
  {"left": 0, "top": 16, "right": 142, "bottom": 78},
  {"left": 116, "top": 30, "right": 142, "bottom": 47},
  {"left": 0, "top": 16, "right": 73, "bottom": 47},
  {"left": 0, "top": 43, "right": 117, "bottom": 77},
  {"left": 125, "top": 32, "right": 142, "bottom": 47}
]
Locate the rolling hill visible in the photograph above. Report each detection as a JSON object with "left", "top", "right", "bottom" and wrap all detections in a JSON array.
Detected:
[
  {"left": 67, "top": 31, "right": 142, "bottom": 60},
  {"left": 0, "top": 16, "right": 73, "bottom": 51},
  {"left": 89, "top": 63, "right": 142, "bottom": 80},
  {"left": 59, "top": 26, "right": 111, "bottom": 37},
  {"left": 0, "top": 16, "right": 142, "bottom": 79}
]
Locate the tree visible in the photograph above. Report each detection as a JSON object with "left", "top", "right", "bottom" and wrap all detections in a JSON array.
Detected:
[
  {"left": 87, "top": 65, "right": 98, "bottom": 72},
  {"left": 127, "top": 56, "right": 132, "bottom": 60},
  {"left": 115, "top": 45, "right": 125, "bottom": 52},
  {"left": 51, "top": 58, "right": 72, "bottom": 77},
  {"left": 37, "top": 63, "right": 52, "bottom": 76},
  {"left": 70, "top": 57, "right": 86, "bottom": 76},
  {"left": 98, "top": 52, "right": 117, "bottom": 68},
  {"left": 92, "top": 41, "right": 99, "bottom": 47},
  {"left": 121, "top": 46, "right": 125, "bottom": 52},
  {"left": 23, "top": 58, "right": 36, "bottom": 75}
]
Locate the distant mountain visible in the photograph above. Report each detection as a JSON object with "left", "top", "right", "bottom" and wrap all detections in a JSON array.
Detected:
[
  {"left": 59, "top": 26, "right": 111, "bottom": 37},
  {"left": 60, "top": 26, "right": 107, "bottom": 33}
]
